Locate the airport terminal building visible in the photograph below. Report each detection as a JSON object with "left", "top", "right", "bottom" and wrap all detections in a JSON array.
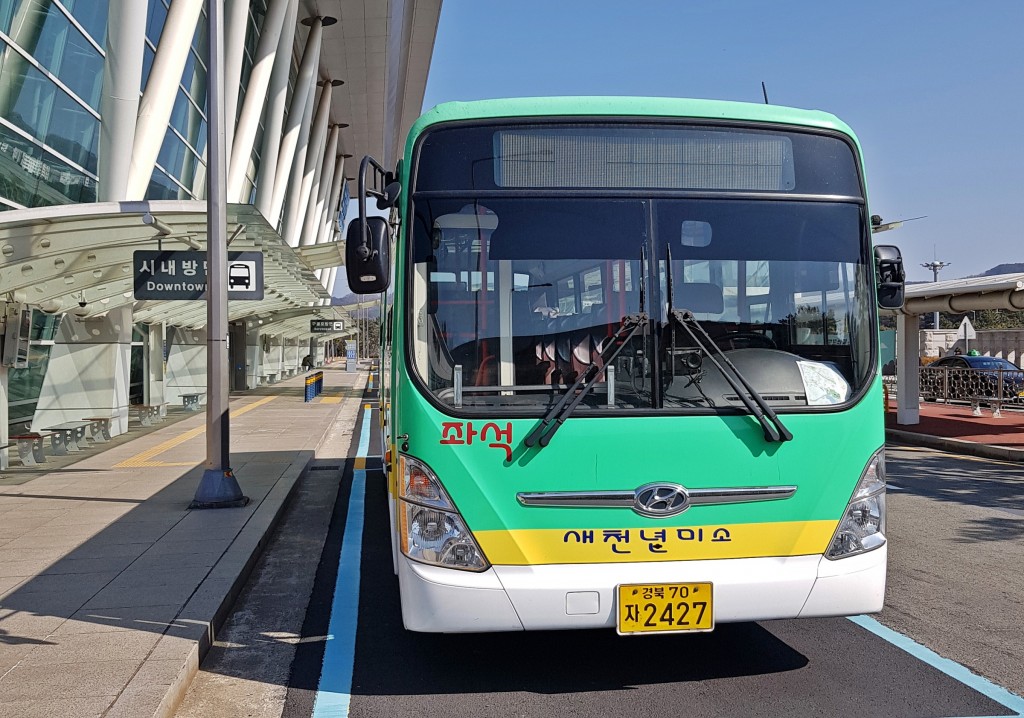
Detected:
[{"left": 0, "top": 0, "right": 440, "bottom": 467}]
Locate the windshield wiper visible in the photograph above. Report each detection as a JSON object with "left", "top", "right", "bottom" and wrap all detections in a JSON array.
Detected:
[
  {"left": 525, "top": 245, "right": 649, "bottom": 448},
  {"left": 667, "top": 308, "right": 793, "bottom": 443},
  {"left": 524, "top": 312, "right": 648, "bottom": 448}
]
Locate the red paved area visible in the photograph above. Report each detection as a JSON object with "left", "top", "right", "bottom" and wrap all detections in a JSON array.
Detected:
[{"left": 885, "top": 400, "right": 1024, "bottom": 448}]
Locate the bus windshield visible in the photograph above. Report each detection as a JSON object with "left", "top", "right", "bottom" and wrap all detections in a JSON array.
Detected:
[{"left": 408, "top": 124, "right": 874, "bottom": 413}]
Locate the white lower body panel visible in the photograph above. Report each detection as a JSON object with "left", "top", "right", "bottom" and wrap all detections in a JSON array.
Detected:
[{"left": 397, "top": 544, "right": 887, "bottom": 633}]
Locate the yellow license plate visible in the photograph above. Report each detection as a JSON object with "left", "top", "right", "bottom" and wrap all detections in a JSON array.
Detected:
[{"left": 616, "top": 582, "right": 714, "bottom": 635}]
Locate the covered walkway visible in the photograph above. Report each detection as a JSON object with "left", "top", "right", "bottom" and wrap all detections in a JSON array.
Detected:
[
  {"left": 1, "top": 0, "right": 444, "bottom": 469},
  {"left": 889, "top": 272, "right": 1024, "bottom": 426},
  {"left": 0, "top": 366, "right": 369, "bottom": 716}
]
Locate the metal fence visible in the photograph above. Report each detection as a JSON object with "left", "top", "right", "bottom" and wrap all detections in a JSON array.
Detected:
[{"left": 918, "top": 366, "right": 1024, "bottom": 412}]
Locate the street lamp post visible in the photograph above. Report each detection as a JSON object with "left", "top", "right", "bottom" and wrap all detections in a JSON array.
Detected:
[
  {"left": 921, "top": 260, "right": 951, "bottom": 332},
  {"left": 191, "top": 0, "right": 247, "bottom": 509}
]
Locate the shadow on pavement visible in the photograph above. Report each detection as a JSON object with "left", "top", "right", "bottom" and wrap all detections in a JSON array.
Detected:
[{"left": 0, "top": 448, "right": 312, "bottom": 642}]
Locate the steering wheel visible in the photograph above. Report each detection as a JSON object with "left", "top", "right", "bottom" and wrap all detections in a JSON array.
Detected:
[{"left": 718, "top": 332, "right": 777, "bottom": 350}]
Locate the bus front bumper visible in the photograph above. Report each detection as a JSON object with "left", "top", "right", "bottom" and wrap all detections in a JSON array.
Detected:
[{"left": 397, "top": 546, "right": 886, "bottom": 633}]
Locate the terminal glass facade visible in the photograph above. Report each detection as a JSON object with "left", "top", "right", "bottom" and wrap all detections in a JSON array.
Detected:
[
  {"left": 0, "top": 0, "right": 352, "bottom": 443},
  {"left": 6, "top": 310, "right": 61, "bottom": 433},
  {"left": 0, "top": 0, "right": 104, "bottom": 208},
  {"left": 0, "top": 0, "right": 270, "bottom": 208}
]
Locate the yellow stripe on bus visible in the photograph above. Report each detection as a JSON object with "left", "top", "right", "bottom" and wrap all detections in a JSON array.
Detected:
[{"left": 474, "top": 520, "right": 838, "bottom": 565}]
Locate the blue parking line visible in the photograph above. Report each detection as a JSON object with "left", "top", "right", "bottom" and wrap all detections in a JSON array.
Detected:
[
  {"left": 849, "top": 615, "right": 1024, "bottom": 717},
  {"left": 311, "top": 406, "right": 372, "bottom": 718}
]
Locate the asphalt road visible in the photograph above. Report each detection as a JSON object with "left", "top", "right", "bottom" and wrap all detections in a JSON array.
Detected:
[
  {"left": 177, "top": 408, "right": 1024, "bottom": 718},
  {"left": 880, "top": 444, "right": 1024, "bottom": 699}
]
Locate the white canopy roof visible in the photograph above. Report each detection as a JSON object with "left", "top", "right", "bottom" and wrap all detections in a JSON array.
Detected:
[
  {"left": 898, "top": 273, "right": 1024, "bottom": 314},
  {"left": 0, "top": 200, "right": 348, "bottom": 331}
]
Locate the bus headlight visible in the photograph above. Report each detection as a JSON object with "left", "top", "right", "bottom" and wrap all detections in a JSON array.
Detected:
[
  {"left": 826, "top": 448, "right": 887, "bottom": 560},
  {"left": 397, "top": 455, "right": 489, "bottom": 571}
]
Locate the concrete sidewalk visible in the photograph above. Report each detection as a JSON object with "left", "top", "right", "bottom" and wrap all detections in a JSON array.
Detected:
[
  {"left": 0, "top": 366, "right": 368, "bottom": 718},
  {"left": 885, "top": 400, "right": 1024, "bottom": 461}
]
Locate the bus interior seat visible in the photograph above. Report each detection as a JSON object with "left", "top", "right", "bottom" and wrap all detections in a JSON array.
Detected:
[
  {"left": 571, "top": 302, "right": 613, "bottom": 367},
  {"left": 474, "top": 349, "right": 497, "bottom": 386},
  {"left": 507, "top": 298, "right": 622, "bottom": 387},
  {"left": 676, "top": 282, "right": 724, "bottom": 315}
]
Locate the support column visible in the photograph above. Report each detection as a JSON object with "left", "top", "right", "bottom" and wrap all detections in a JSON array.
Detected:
[
  {"left": 293, "top": 91, "right": 337, "bottom": 247},
  {"left": 286, "top": 337, "right": 299, "bottom": 374},
  {"left": 384, "top": 0, "right": 416, "bottom": 168},
  {"left": 111, "top": 307, "right": 133, "bottom": 436},
  {"left": 307, "top": 134, "right": 339, "bottom": 248},
  {"left": 98, "top": 0, "right": 148, "bottom": 201},
  {"left": 267, "top": 16, "right": 329, "bottom": 223},
  {"left": 32, "top": 308, "right": 133, "bottom": 438},
  {"left": 193, "top": 0, "right": 246, "bottom": 508},
  {"left": 0, "top": 364, "right": 9, "bottom": 470},
  {"left": 126, "top": 0, "right": 205, "bottom": 200},
  {"left": 316, "top": 153, "right": 345, "bottom": 246},
  {"left": 896, "top": 313, "right": 920, "bottom": 425},
  {"left": 228, "top": 0, "right": 295, "bottom": 202},
  {"left": 305, "top": 131, "right": 339, "bottom": 248},
  {"left": 253, "top": 0, "right": 299, "bottom": 214},
  {"left": 326, "top": 264, "right": 339, "bottom": 297},
  {"left": 147, "top": 322, "right": 166, "bottom": 412},
  {"left": 279, "top": 84, "right": 318, "bottom": 246},
  {"left": 222, "top": 0, "right": 251, "bottom": 162},
  {"left": 246, "top": 323, "right": 262, "bottom": 388}
]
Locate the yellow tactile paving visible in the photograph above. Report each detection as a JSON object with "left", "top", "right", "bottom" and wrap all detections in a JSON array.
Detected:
[{"left": 115, "top": 396, "right": 278, "bottom": 468}]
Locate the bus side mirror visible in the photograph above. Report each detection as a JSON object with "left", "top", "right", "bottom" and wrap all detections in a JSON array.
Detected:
[
  {"left": 874, "top": 244, "right": 905, "bottom": 310},
  {"left": 375, "top": 181, "right": 402, "bottom": 210},
  {"left": 345, "top": 217, "right": 391, "bottom": 294}
]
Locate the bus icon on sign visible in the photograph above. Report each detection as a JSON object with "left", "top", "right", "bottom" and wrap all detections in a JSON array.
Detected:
[{"left": 228, "top": 263, "right": 251, "bottom": 289}]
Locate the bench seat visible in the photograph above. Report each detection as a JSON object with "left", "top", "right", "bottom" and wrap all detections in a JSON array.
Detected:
[
  {"left": 83, "top": 417, "right": 116, "bottom": 443},
  {"left": 131, "top": 404, "right": 168, "bottom": 427},
  {"left": 44, "top": 421, "right": 96, "bottom": 454},
  {"left": 179, "top": 393, "right": 205, "bottom": 412},
  {"left": 8, "top": 433, "right": 53, "bottom": 466}
]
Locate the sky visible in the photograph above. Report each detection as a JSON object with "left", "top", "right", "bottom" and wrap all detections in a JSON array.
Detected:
[{"left": 419, "top": 0, "right": 1024, "bottom": 283}]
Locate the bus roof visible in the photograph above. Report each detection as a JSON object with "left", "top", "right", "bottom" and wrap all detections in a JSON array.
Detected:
[{"left": 407, "top": 96, "right": 860, "bottom": 157}]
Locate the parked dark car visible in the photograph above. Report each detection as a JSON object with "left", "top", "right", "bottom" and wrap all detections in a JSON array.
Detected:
[{"left": 931, "top": 355, "right": 1024, "bottom": 401}]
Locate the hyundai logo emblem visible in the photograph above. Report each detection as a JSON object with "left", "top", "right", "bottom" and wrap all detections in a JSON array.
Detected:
[{"left": 633, "top": 483, "right": 690, "bottom": 518}]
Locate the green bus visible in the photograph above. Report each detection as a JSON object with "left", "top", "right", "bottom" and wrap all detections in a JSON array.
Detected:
[{"left": 345, "top": 97, "right": 905, "bottom": 634}]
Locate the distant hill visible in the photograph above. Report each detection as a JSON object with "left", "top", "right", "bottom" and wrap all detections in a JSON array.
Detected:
[
  {"left": 910, "top": 263, "right": 1024, "bottom": 285},
  {"left": 974, "top": 263, "right": 1024, "bottom": 277},
  {"left": 332, "top": 293, "right": 381, "bottom": 317},
  {"left": 333, "top": 293, "right": 360, "bottom": 306}
]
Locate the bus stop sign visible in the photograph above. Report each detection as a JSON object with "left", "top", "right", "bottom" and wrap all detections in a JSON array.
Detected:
[
  {"left": 133, "top": 250, "right": 264, "bottom": 300},
  {"left": 310, "top": 319, "right": 344, "bottom": 332}
]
